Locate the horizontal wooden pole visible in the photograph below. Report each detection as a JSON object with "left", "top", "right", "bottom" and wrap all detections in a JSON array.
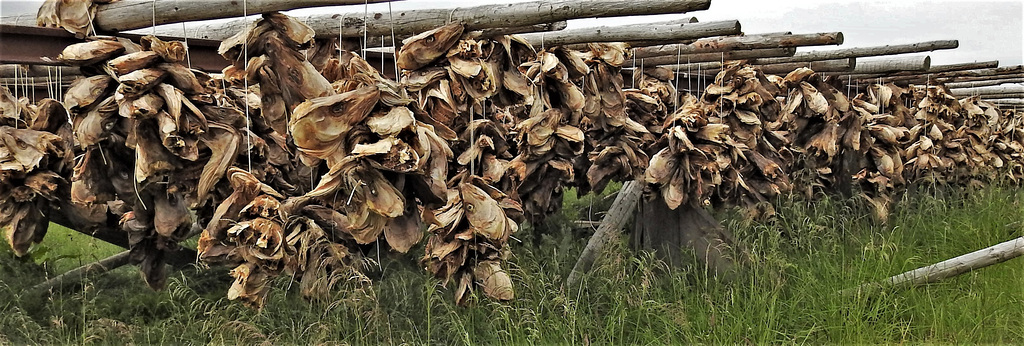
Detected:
[
  {"left": 660, "top": 57, "right": 853, "bottom": 75},
  {"left": 632, "top": 32, "right": 842, "bottom": 59},
  {"left": 865, "top": 66, "right": 1023, "bottom": 84},
  {"left": 978, "top": 93, "right": 1024, "bottom": 99},
  {"left": 848, "top": 55, "right": 930, "bottom": 75},
  {"left": 987, "top": 98, "right": 1024, "bottom": 106},
  {"left": 139, "top": 0, "right": 712, "bottom": 41},
  {"left": 520, "top": 20, "right": 740, "bottom": 47},
  {"left": 945, "top": 78, "right": 1024, "bottom": 89},
  {"left": 645, "top": 47, "right": 795, "bottom": 67},
  {"left": 757, "top": 40, "right": 958, "bottom": 65},
  {"left": 1, "top": 0, "right": 397, "bottom": 32},
  {"left": 0, "top": 64, "right": 80, "bottom": 78},
  {"left": 837, "top": 61, "right": 1002, "bottom": 80},
  {"left": 951, "top": 85, "right": 1024, "bottom": 96}
]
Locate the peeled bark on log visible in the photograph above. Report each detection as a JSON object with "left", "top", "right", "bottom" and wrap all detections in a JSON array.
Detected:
[
  {"left": 633, "top": 197, "right": 743, "bottom": 277},
  {"left": 519, "top": 20, "right": 740, "bottom": 47},
  {"left": 841, "top": 62, "right": 1004, "bottom": 80},
  {"left": 0, "top": 64, "right": 81, "bottom": 78},
  {"left": 1, "top": 0, "right": 396, "bottom": 32},
  {"left": 565, "top": 181, "right": 643, "bottom": 289},
  {"left": 756, "top": 40, "right": 958, "bottom": 65},
  {"left": 842, "top": 237, "right": 1024, "bottom": 296},
  {"left": 27, "top": 251, "right": 131, "bottom": 295},
  {"left": 137, "top": 0, "right": 713, "bottom": 41},
  {"left": 633, "top": 32, "right": 843, "bottom": 59},
  {"left": 647, "top": 47, "right": 795, "bottom": 67},
  {"left": 934, "top": 71, "right": 1024, "bottom": 83},
  {"left": 863, "top": 66, "right": 1023, "bottom": 84},
  {"left": 950, "top": 85, "right": 1024, "bottom": 97},
  {"left": 688, "top": 58, "right": 855, "bottom": 75},
  {"left": 979, "top": 93, "right": 1024, "bottom": 100},
  {"left": 987, "top": 98, "right": 1024, "bottom": 106},
  {"left": 848, "top": 55, "right": 930, "bottom": 74},
  {"left": 945, "top": 78, "right": 1024, "bottom": 89}
]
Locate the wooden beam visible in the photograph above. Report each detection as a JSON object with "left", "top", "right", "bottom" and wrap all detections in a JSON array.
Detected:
[
  {"left": 632, "top": 32, "right": 843, "bottom": 59},
  {"left": 364, "top": 20, "right": 570, "bottom": 48},
  {"left": 916, "top": 60, "right": 999, "bottom": 74},
  {"left": 865, "top": 66, "right": 1023, "bottom": 84},
  {"left": 987, "top": 99, "right": 1024, "bottom": 106},
  {"left": 756, "top": 40, "right": 958, "bottom": 65},
  {"left": 520, "top": 20, "right": 740, "bottom": 47},
  {"left": 661, "top": 57, "right": 854, "bottom": 75},
  {"left": 945, "top": 78, "right": 1024, "bottom": 89},
  {"left": 842, "top": 237, "right": 1024, "bottom": 296},
  {"left": 1, "top": 0, "right": 398, "bottom": 33},
  {"left": 848, "top": 55, "right": 930, "bottom": 75},
  {"left": 978, "top": 93, "right": 1024, "bottom": 99},
  {"left": 137, "top": 0, "right": 713, "bottom": 41},
  {"left": 0, "top": 64, "right": 80, "bottom": 78},
  {"left": 644, "top": 47, "right": 795, "bottom": 67},
  {"left": 950, "top": 85, "right": 1024, "bottom": 97}
]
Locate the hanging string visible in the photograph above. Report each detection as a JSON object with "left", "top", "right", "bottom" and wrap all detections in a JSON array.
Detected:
[
  {"left": 687, "top": 56, "right": 691, "bottom": 97},
  {"left": 362, "top": 0, "right": 369, "bottom": 57},
  {"left": 243, "top": 0, "right": 252, "bottom": 172},
  {"left": 630, "top": 49, "right": 636, "bottom": 89},
  {"left": 673, "top": 43, "right": 682, "bottom": 112},
  {"left": 178, "top": 0, "right": 192, "bottom": 70},
  {"left": 151, "top": 0, "right": 157, "bottom": 35},
  {"left": 388, "top": 1, "right": 398, "bottom": 78}
]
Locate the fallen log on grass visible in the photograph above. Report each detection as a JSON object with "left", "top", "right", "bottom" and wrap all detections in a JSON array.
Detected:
[{"left": 842, "top": 236, "right": 1024, "bottom": 296}]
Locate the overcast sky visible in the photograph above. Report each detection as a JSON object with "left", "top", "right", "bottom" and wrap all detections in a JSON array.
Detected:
[{"left": 2, "top": 0, "right": 1021, "bottom": 66}]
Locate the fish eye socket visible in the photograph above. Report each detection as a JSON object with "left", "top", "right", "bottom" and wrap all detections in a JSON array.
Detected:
[
  {"left": 426, "top": 35, "right": 435, "bottom": 43},
  {"left": 331, "top": 103, "right": 345, "bottom": 114}
]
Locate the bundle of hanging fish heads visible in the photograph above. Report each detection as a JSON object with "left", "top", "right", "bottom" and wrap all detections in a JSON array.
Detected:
[
  {"left": 35, "top": 0, "right": 116, "bottom": 38},
  {"left": 0, "top": 87, "right": 72, "bottom": 257},
  {"left": 56, "top": 33, "right": 248, "bottom": 289},
  {"left": 578, "top": 43, "right": 651, "bottom": 195},
  {"left": 396, "top": 23, "right": 531, "bottom": 304},
  {"left": 848, "top": 83, "right": 912, "bottom": 222}
]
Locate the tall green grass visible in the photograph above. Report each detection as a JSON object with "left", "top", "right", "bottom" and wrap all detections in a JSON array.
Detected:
[{"left": 2, "top": 185, "right": 1022, "bottom": 344}]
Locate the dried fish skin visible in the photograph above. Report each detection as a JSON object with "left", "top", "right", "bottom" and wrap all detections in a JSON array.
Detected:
[{"left": 397, "top": 23, "right": 465, "bottom": 70}]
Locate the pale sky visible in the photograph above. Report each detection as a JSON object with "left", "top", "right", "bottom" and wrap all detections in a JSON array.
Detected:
[{"left": 2, "top": 0, "right": 1021, "bottom": 66}]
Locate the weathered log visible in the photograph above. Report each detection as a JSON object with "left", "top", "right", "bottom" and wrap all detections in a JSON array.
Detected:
[
  {"left": 757, "top": 40, "right": 958, "bottom": 65},
  {"left": 951, "top": 85, "right": 1024, "bottom": 97},
  {"left": 842, "top": 237, "right": 1024, "bottom": 296},
  {"left": 987, "top": 98, "right": 1024, "bottom": 106},
  {"left": 521, "top": 17, "right": 701, "bottom": 49},
  {"left": 566, "top": 181, "right": 643, "bottom": 289},
  {"left": 866, "top": 66, "right": 1023, "bottom": 84},
  {"left": 669, "top": 58, "right": 855, "bottom": 75},
  {"left": 137, "top": 0, "right": 713, "bottom": 41},
  {"left": 0, "top": 64, "right": 81, "bottom": 78},
  {"left": 633, "top": 32, "right": 842, "bottom": 59},
  {"left": 361, "top": 21, "right": 570, "bottom": 49},
  {"left": 935, "top": 71, "right": 1024, "bottom": 83},
  {"left": 1, "top": 0, "right": 397, "bottom": 32},
  {"left": 945, "top": 78, "right": 1024, "bottom": 89},
  {"left": 848, "top": 55, "right": 930, "bottom": 75},
  {"left": 520, "top": 20, "right": 740, "bottom": 47},
  {"left": 646, "top": 47, "right": 795, "bottom": 67},
  {"left": 839, "top": 61, "right": 1003, "bottom": 80},
  {"left": 978, "top": 93, "right": 1024, "bottom": 100},
  {"left": 27, "top": 251, "right": 131, "bottom": 295}
]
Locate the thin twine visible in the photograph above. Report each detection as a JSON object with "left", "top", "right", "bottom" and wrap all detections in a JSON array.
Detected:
[
  {"left": 179, "top": 1, "right": 192, "bottom": 70},
  {"left": 630, "top": 49, "right": 636, "bottom": 88},
  {"left": 687, "top": 57, "right": 691, "bottom": 97},
  {"left": 362, "top": 0, "right": 369, "bottom": 56},
  {"left": 673, "top": 44, "right": 682, "bottom": 112},
  {"left": 388, "top": 1, "right": 398, "bottom": 77},
  {"left": 243, "top": 0, "right": 252, "bottom": 171},
  {"left": 151, "top": 0, "right": 156, "bottom": 35}
]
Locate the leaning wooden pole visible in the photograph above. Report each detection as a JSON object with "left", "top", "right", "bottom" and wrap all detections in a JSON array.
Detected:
[
  {"left": 842, "top": 237, "right": 1024, "bottom": 296},
  {"left": 27, "top": 251, "right": 131, "bottom": 296},
  {"left": 848, "top": 55, "right": 930, "bottom": 74},
  {"left": 566, "top": 181, "right": 643, "bottom": 289},
  {"left": 140, "top": 0, "right": 713, "bottom": 41}
]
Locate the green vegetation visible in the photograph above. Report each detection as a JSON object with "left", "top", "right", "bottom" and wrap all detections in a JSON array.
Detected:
[{"left": 2, "top": 185, "right": 1022, "bottom": 344}]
